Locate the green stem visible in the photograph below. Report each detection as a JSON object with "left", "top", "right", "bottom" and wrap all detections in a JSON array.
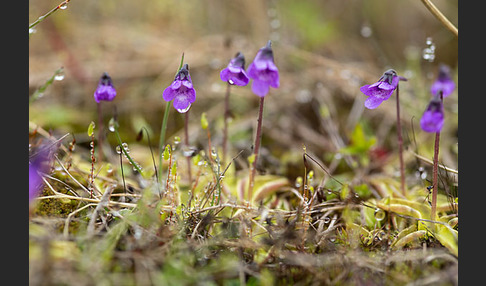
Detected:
[
  {"left": 29, "top": 0, "right": 71, "bottom": 30},
  {"left": 158, "top": 53, "right": 185, "bottom": 183},
  {"left": 29, "top": 67, "right": 64, "bottom": 104},
  {"left": 158, "top": 100, "right": 171, "bottom": 182},
  {"left": 113, "top": 126, "right": 143, "bottom": 175},
  {"left": 184, "top": 110, "right": 192, "bottom": 183}
]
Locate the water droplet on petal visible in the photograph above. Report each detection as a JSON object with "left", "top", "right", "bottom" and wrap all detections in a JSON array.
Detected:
[{"left": 176, "top": 104, "right": 191, "bottom": 113}]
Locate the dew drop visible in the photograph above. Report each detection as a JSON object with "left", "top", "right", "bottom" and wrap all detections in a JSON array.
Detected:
[
  {"left": 29, "top": 28, "right": 36, "bottom": 35},
  {"left": 210, "top": 148, "right": 218, "bottom": 160},
  {"left": 182, "top": 146, "right": 195, "bottom": 157},
  {"left": 122, "top": 142, "right": 130, "bottom": 154},
  {"left": 422, "top": 37, "right": 436, "bottom": 62},
  {"left": 323, "top": 217, "right": 330, "bottom": 224},
  {"left": 115, "top": 145, "right": 122, "bottom": 154},
  {"left": 228, "top": 79, "right": 234, "bottom": 85},
  {"left": 54, "top": 73, "right": 65, "bottom": 81},
  {"left": 176, "top": 104, "right": 191, "bottom": 113},
  {"left": 374, "top": 209, "right": 386, "bottom": 221},
  {"left": 59, "top": 3, "right": 68, "bottom": 10},
  {"left": 360, "top": 25, "right": 372, "bottom": 38},
  {"left": 173, "top": 136, "right": 181, "bottom": 145}
]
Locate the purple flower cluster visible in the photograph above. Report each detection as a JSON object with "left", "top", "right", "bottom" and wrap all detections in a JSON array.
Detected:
[
  {"left": 163, "top": 64, "right": 196, "bottom": 113},
  {"left": 94, "top": 72, "right": 117, "bottom": 103},
  {"left": 360, "top": 69, "right": 400, "bottom": 109},
  {"left": 220, "top": 41, "right": 280, "bottom": 97},
  {"left": 420, "top": 64, "right": 455, "bottom": 133}
]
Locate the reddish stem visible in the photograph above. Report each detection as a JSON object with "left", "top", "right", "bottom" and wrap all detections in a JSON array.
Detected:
[
  {"left": 222, "top": 83, "right": 231, "bottom": 166},
  {"left": 248, "top": 96, "right": 265, "bottom": 206},
  {"left": 395, "top": 84, "right": 406, "bottom": 196}
]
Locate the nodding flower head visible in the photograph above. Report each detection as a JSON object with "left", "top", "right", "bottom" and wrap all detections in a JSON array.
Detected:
[
  {"left": 247, "top": 41, "right": 280, "bottom": 97},
  {"left": 94, "top": 72, "right": 117, "bottom": 103},
  {"left": 162, "top": 64, "right": 196, "bottom": 113},
  {"left": 420, "top": 92, "right": 444, "bottom": 133},
  {"left": 360, "top": 69, "right": 401, "bottom": 109},
  {"left": 220, "top": 52, "right": 249, "bottom": 86},
  {"left": 430, "top": 64, "right": 455, "bottom": 98}
]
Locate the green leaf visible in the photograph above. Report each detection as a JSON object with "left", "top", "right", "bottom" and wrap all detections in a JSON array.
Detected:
[
  {"left": 340, "top": 122, "right": 376, "bottom": 155},
  {"left": 434, "top": 224, "right": 458, "bottom": 256}
]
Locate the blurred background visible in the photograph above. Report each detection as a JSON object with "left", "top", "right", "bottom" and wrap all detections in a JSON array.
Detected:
[{"left": 29, "top": 0, "right": 458, "bottom": 181}]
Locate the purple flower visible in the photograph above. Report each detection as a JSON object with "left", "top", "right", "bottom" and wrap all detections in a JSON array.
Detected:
[
  {"left": 94, "top": 72, "right": 117, "bottom": 103},
  {"left": 29, "top": 145, "right": 54, "bottom": 204},
  {"left": 163, "top": 64, "right": 196, "bottom": 113},
  {"left": 420, "top": 92, "right": 444, "bottom": 133},
  {"left": 247, "top": 41, "right": 280, "bottom": 97},
  {"left": 430, "top": 64, "right": 455, "bottom": 98},
  {"left": 360, "top": 69, "right": 400, "bottom": 109},
  {"left": 29, "top": 163, "right": 42, "bottom": 203},
  {"left": 220, "top": 52, "right": 249, "bottom": 86}
]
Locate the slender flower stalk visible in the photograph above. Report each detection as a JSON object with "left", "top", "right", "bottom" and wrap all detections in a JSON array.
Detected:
[
  {"left": 430, "top": 128, "right": 441, "bottom": 221},
  {"left": 420, "top": 91, "right": 445, "bottom": 221},
  {"left": 93, "top": 72, "right": 117, "bottom": 163},
  {"left": 360, "top": 69, "right": 407, "bottom": 195},
  {"left": 222, "top": 83, "right": 231, "bottom": 166},
  {"left": 246, "top": 41, "right": 279, "bottom": 206},
  {"left": 158, "top": 54, "right": 186, "bottom": 183},
  {"left": 161, "top": 61, "right": 196, "bottom": 184},
  {"left": 220, "top": 52, "right": 249, "bottom": 165},
  {"left": 395, "top": 84, "right": 406, "bottom": 196},
  {"left": 248, "top": 97, "right": 265, "bottom": 205}
]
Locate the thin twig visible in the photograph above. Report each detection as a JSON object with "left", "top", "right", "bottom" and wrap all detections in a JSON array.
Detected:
[
  {"left": 420, "top": 0, "right": 458, "bottom": 37},
  {"left": 29, "top": 0, "right": 71, "bottom": 30}
]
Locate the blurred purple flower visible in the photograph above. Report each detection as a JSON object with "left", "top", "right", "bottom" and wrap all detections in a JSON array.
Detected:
[
  {"left": 163, "top": 64, "right": 196, "bottom": 113},
  {"left": 420, "top": 92, "right": 444, "bottom": 133},
  {"left": 360, "top": 69, "right": 401, "bottom": 109},
  {"left": 430, "top": 64, "right": 455, "bottom": 98},
  {"left": 247, "top": 41, "right": 280, "bottom": 97},
  {"left": 29, "top": 163, "right": 42, "bottom": 203},
  {"left": 94, "top": 72, "right": 117, "bottom": 103},
  {"left": 29, "top": 145, "right": 54, "bottom": 204},
  {"left": 220, "top": 52, "right": 249, "bottom": 86}
]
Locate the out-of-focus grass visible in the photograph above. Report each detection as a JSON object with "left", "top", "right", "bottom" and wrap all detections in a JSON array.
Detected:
[{"left": 29, "top": 0, "right": 457, "bottom": 284}]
